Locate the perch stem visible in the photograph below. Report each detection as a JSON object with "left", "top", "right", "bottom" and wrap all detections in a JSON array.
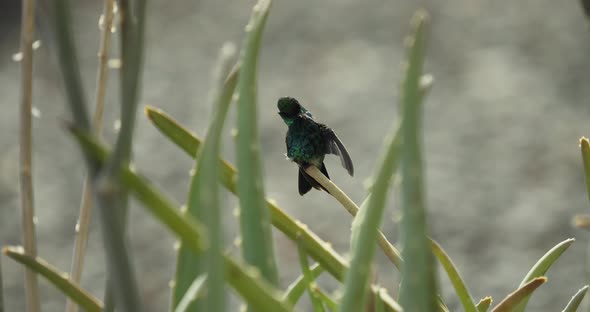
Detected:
[{"left": 305, "top": 166, "right": 403, "bottom": 269}]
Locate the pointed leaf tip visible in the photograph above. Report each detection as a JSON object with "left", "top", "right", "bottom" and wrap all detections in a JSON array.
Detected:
[
  {"left": 492, "top": 277, "right": 546, "bottom": 312},
  {"left": 144, "top": 105, "right": 154, "bottom": 117},
  {"left": 512, "top": 238, "right": 573, "bottom": 312},
  {"left": 4, "top": 246, "right": 103, "bottom": 312},
  {"left": 520, "top": 238, "right": 574, "bottom": 287},
  {"left": 476, "top": 296, "right": 493, "bottom": 312},
  {"left": 431, "top": 239, "right": 478, "bottom": 312},
  {"left": 561, "top": 285, "right": 589, "bottom": 312}
]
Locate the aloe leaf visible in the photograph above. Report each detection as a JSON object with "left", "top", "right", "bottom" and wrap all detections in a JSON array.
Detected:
[
  {"left": 519, "top": 238, "right": 574, "bottom": 284},
  {"left": 513, "top": 238, "right": 575, "bottom": 312},
  {"left": 312, "top": 287, "right": 337, "bottom": 311},
  {"left": 3, "top": 246, "right": 102, "bottom": 312},
  {"left": 234, "top": 0, "right": 279, "bottom": 287},
  {"left": 296, "top": 241, "right": 326, "bottom": 312},
  {"left": 172, "top": 44, "right": 237, "bottom": 312},
  {"left": 491, "top": 277, "right": 546, "bottom": 312},
  {"left": 476, "top": 297, "right": 492, "bottom": 312},
  {"left": 107, "top": 0, "right": 147, "bottom": 168},
  {"left": 174, "top": 275, "right": 207, "bottom": 312},
  {"left": 52, "top": 0, "right": 91, "bottom": 132},
  {"left": 224, "top": 258, "right": 291, "bottom": 311},
  {"left": 561, "top": 285, "right": 588, "bottom": 312},
  {"left": 375, "top": 288, "right": 403, "bottom": 312},
  {"left": 396, "top": 10, "right": 438, "bottom": 312},
  {"left": 283, "top": 263, "right": 324, "bottom": 305},
  {"left": 338, "top": 120, "right": 401, "bottom": 312},
  {"left": 96, "top": 0, "right": 148, "bottom": 307},
  {"left": 431, "top": 239, "right": 477, "bottom": 312},
  {"left": 561, "top": 285, "right": 589, "bottom": 312}
]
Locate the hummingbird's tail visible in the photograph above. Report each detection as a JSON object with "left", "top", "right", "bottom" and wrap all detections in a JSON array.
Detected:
[{"left": 298, "top": 163, "right": 330, "bottom": 196}]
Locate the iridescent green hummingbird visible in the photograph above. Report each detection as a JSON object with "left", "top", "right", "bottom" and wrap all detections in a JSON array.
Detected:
[{"left": 277, "top": 97, "right": 354, "bottom": 195}]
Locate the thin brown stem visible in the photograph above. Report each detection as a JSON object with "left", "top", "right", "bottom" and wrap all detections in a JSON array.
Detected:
[
  {"left": 92, "top": 0, "right": 115, "bottom": 133},
  {"left": 305, "top": 166, "right": 403, "bottom": 269},
  {"left": 19, "top": 0, "right": 41, "bottom": 310},
  {"left": 65, "top": 1, "right": 115, "bottom": 312}
]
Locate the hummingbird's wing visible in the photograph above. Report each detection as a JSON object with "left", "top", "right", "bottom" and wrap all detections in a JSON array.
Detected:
[
  {"left": 299, "top": 105, "right": 314, "bottom": 119},
  {"left": 325, "top": 129, "right": 354, "bottom": 176}
]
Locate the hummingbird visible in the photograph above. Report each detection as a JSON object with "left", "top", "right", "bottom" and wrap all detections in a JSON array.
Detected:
[{"left": 277, "top": 97, "right": 354, "bottom": 195}]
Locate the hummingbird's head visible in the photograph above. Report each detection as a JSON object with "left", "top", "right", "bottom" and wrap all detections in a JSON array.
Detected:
[{"left": 277, "top": 97, "right": 301, "bottom": 125}]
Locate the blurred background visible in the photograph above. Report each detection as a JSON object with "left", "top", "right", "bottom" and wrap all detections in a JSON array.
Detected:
[{"left": 1, "top": 0, "right": 590, "bottom": 311}]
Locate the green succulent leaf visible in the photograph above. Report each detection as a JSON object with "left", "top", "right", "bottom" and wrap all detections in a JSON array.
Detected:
[
  {"left": 396, "top": 10, "right": 438, "bottom": 312},
  {"left": 283, "top": 263, "right": 324, "bottom": 306},
  {"left": 174, "top": 275, "right": 207, "bottom": 312},
  {"left": 513, "top": 238, "right": 574, "bottom": 312},
  {"left": 172, "top": 43, "right": 237, "bottom": 312},
  {"left": 296, "top": 240, "right": 326, "bottom": 312},
  {"left": 312, "top": 287, "right": 338, "bottom": 311},
  {"left": 234, "top": 0, "right": 279, "bottom": 287},
  {"left": 491, "top": 277, "right": 546, "bottom": 312},
  {"left": 431, "top": 239, "right": 477, "bottom": 312},
  {"left": 561, "top": 285, "right": 589, "bottom": 312},
  {"left": 3, "top": 246, "right": 102, "bottom": 312},
  {"left": 476, "top": 297, "right": 492, "bottom": 312}
]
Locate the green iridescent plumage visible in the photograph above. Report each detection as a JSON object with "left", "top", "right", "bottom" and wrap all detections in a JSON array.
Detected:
[{"left": 277, "top": 97, "right": 354, "bottom": 195}]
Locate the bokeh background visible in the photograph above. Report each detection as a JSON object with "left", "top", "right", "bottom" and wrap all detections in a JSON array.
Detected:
[{"left": 1, "top": 0, "right": 590, "bottom": 311}]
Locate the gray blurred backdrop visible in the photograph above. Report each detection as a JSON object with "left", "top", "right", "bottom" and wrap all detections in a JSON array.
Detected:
[{"left": 1, "top": 0, "right": 590, "bottom": 311}]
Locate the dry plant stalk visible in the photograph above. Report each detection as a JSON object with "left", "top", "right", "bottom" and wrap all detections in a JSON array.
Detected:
[
  {"left": 18, "top": 0, "right": 41, "bottom": 310},
  {"left": 65, "top": 1, "right": 116, "bottom": 312}
]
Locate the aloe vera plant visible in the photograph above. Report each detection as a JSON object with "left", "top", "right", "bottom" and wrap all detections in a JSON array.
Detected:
[{"left": 3, "top": 1, "right": 589, "bottom": 312}]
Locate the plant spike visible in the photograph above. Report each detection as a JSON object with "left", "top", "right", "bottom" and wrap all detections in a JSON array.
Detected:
[
  {"left": 561, "top": 285, "right": 588, "bottom": 312},
  {"left": 172, "top": 43, "right": 237, "bottom": 311},
  {"left": 396, "top": 10, "right": 438, "bottom": 312},
  {"left": 234, "top": 0, "right": 279, "bottom": 287}
]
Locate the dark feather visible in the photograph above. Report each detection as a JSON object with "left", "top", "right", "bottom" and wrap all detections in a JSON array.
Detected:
[
  {"left": 325, "top": 129, "right": 354, "bottom": 176},
  {"left": 298, "top": 164, "right": 330, "bottom": 196},
  {"left": 298, "top": 168, "right": 312, "bottom": 195}
]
